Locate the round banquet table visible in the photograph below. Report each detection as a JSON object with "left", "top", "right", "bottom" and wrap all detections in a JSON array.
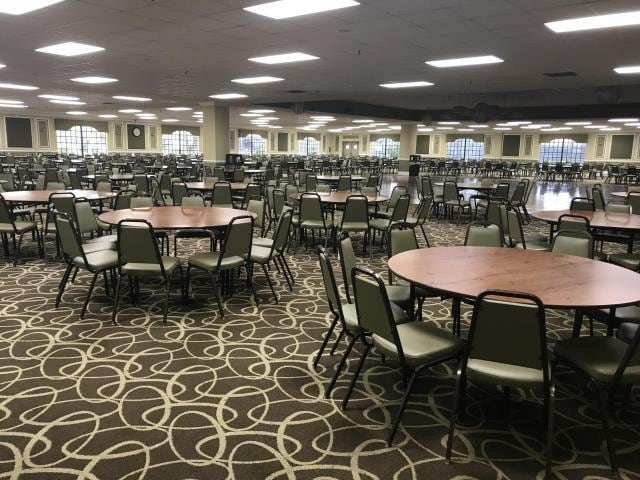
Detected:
[
  {"left": 434, "top": 181, "right": 498, "bottom": 191},
  {"left": 609, "top": 191, "right": 640, "bottom": 199},
  {"left": 389, "top": 246, "right": 640, "bottom": 310},
  {"left": 185, "top": 182, "right": 247, "bottom": 191},
  {"left": 98, "top": 206, "right": 256, "bottom": 230},
  {"left": 288, "top": 191, "right": 389, "bottom": 205},
  {"left": 316, "top": 175, "right": 366, "bottom": 183},
  {"left": 1, "top": 189, "right": 116, "bottom": 204}
]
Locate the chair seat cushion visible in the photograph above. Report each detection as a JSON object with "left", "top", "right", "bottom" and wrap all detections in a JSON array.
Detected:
[
  {"left": 175, "top": 229, "right": 215, "bottom": 239},
  {"left": 373, "top": 322, "right": 463, "bottom": 368},
  {"left": 82, "top": 241, "right": 116, "bottom": 254},
  {"left": 609, "top": 253, "right": 640, "bottom": 271},
  {"left": 340, "top": 221, "right": 369, "bottom": 231},
  {"left": 554, "top": 336, "right": 640, "bottom": 383},
  {"left": 342, "top": 301, "right": 410, "bottom": 334},
  {"left": 97, "top": 220, "right": 111, "bottom": 231},
  {"left": 0, "top": 221, "right": 36, "bottom": 233},
  {"left": 467, "top": 358, "right": 545, "bottom": 387},
  {"left": 122, "top": 256, "right": 180, "bottom": 275},
  {"left": 73, "top": 249, "right": 119, "bottom": 270},
  {"left": 300, "top": 220, "right": 325, "bottom": 229},
  {"left": 188, "top": 252, "right": 244, "bottom": 271},
  {"left": 250, "top": 245, "right": 272, "bottom": 263},
  {"left": 253, "top": 237, "right": 274, "bottom": 248},
  {"left": 618, "top": 322, "right": 639, "bottom": 343},
  {"left": 87, "top": 234, "right": 118, "bottom": 245},
  {"left": 369, "top": 218, "right": 390, "bottom": 230},
  {"left": 515, "top": 241, "right": 550, "bottom": 251},
  {"left": 374, "top": 210, "right": 393, "bottom": 219}
]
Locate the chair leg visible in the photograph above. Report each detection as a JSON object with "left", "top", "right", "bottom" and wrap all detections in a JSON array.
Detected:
[
  {"left": 342, "top": 341, "right": 371, "bottom": 410},
  {"left": 330, "top": 329, "right": 345, "bottom": 355},
  {"left": 112, "top": 274, "right": 122, "bottom": 325},
  {"left": 56, "top": 263, "right": 74, "bottom": 308},
  {"left": 80, "top": 271, "right": 99, "bottom": 319},
  {"left": 387, "top": 370, "right": 419, "bottom": 446},
  {"left": 277, "top": 256, "right": 293, "bottom": 291},
  {"left": 162, "top": 275, "right": 172, "bottom": 326},
  {"left": 545, "top": 361, "right": 558, "bottom": 477},
  {"left": 13, "top": 233, "right": 23, "bottom": 267},
  {"left": 245, "top": 264, "right": 259, "bottom": 306},
  {"left": 446, "top": 358, "right": 466, "bottom": 461},
  {"left": 313, "top": 313, "right": 340, "bottom": 368},
  {"left": 208, "top": 271, "right": 224, "bottom": 318},
  {"left": 326, "top": 333, "right": 358, "bottom": 398},
  {"left": 261, "top": 263, "right": 278, "bottom": 304},
  {"left": 103, "top": 271, "right": 110, "bottom": 297},
  {"left": 595, "top": 385, "right": 618, "bottom": 473}
]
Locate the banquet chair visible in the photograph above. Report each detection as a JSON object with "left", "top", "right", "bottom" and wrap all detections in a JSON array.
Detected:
[
  {"left": 404, "top": 196, "right": 432, "bottom": 247},
  {"left": 339, "top": 195, "right": 370, "bottom": 256},
  {"left": 336, "top": 175, "right": 351, "bottom": 192},
  {"left": 374, "top": 186, "right": 407, "bottom": 220},
  {"left": 446, "top": 291, "right": 549, "bottom": 463},
  {"left": 113, "top": 219, "right": 184, "bottom": 325},
  {"left": 171, "top": 182, "right": 188, "bottom": 206},
  {"left": 369, "top": 194, "right": 410, "bottom": 248},
  {"left": 464, "top": 224, "right": 503, "bottom": 247},
  {"left": 298, "top": 193, "right": 332, "bottom": 250},
  {"left": 552, "top": 229, "right": 593, "bottom": 258},
  {"left": 570, "top": 197, "right": 595, "bottom": 212},
  {"left": 212, "top": 182, "right": 233, "bottom": 209},
  {"left": 345, "top": 267, "right": 463, "bottom": 446},
  {"left": 186, "top": 215, "right": 257, "bottom": 318},
  {"left": 506, "top": 207, "right": 550, "bottom": 250},
  {"left": 443, "top": 181, "right": 470, "bottom": 223},
  {"left": 0, "top": 194, "right": 42, "bottom": 266},
  {"left": 238, "top": 183, "right": 261, "bottom": 209},
  {"left": 628, "top": 192, "right": 640, "bottom": 215},
  {"left": 247, "top": 197, "right": 267, "bottom": 238}
]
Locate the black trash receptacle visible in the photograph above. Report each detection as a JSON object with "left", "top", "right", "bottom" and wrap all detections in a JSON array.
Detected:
[{"left": 409, "top": 163, "right": 420, "bottom": 176}]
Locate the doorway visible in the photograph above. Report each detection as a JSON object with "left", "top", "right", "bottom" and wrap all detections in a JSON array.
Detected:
[{"left": 342, "top": 141, "right": 359, "bottom": 156}]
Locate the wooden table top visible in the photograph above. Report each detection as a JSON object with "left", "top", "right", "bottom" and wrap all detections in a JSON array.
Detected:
[
  {"left": 244, "top": 169, "right": 267, "bottom": 175},
  {"left": 609, "top": 191, "right": 640, "bottom": 199},
  {"left": 1, "top": 189, "right": 116, "bottom": 204},
  {"left": 289, "top": 191, "right": 389, "bottom": 205},
  {"left": 434, "top": 181, "right": 498, "bottom": 190},
  {"left": 531, "top": 209, "right": 640, "bottom": 230},
  {"left": 98, "top": 206, "right": 255, "bottom": 229},
  {"left": 316, "top": 175, "right": 366, "bottom": 182},
  {"left": 389, "top": 246, "right": 640, "bottom": 309},
  {"left": 185, "top": 181, "right": 247, "bottom": 191}
]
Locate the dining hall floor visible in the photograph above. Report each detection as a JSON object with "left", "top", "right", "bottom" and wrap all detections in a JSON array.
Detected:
[{"left": 1, "top": 175, "right": 639, "bottom": 479}]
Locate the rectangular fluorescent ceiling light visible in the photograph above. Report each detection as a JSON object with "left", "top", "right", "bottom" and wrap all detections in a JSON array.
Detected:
[
  {"left": 249, "top": 52, "right": 319, "bottom": 64},
  {"left": 615, "top": 65, "right": 640, "bottom": 74},
  {"left": 545, "top": 10, "right": 640, "bottom": 33},
  {"left": 380, "top": 81, "right": 434, "bottom": 88},
  {"left": 36, "top": 42, "right": 104, "bottom": 56},
  {"left": 469, "top": 124, "right": 489, "bottom": 128},
  {"left": 249, "top": 109, "right": 274, "bottom": 113},
  {"left": 0, "top": 82, "right": 38, "bottom": 90},
  {"left": 231, "top": 76, "right": 283, "bottom": 85},
  {"left": 584, "top": 125, "right": 607, "bottom": 129},
  {"left": 609, "top": 118, "right": 639, "bottom": 122},
  {"left": 118, "top": 109, "right": 141, "bottom": 113},
  {"left": 66, "top": 111, "right": 86, "bottom": 115},
  {"left": 601, "top": 127, "right": 621, "bottom": 131},
  {"left": 210, "top": 93, "right": 247, "bottom": 99},
  {"left": 113, "top": 95, "right": 151, "bottom": 102},
  {"left": 166, "top": 107, "right": 192, "bottom": 111},
  {"left": 352, "top": 119, "right": 373, "bottom": 123},
  {"left": 38, "top": 94, "right": 77, "bottom": 100},
  {"left": 565, "top": 121, "right": 591, "bottom": 125},
  {"left": 0, "top": 103, "right": 28, "bottom": 108},
  {"left": 0, "top": 99, "right": 23, "bottom": 104},
  {"left": 0, "top": 64, "right": 5, "bottom": 69},
  {"left": 50, "top": 99, "right": 85, "bottom": 105},
  {"left": 241, "top": 113, "right": 262, "bottom": 117},
  {"left": 438, "top": 121, "right": 460, "bottom": 125},
  {"left": 71, "top": 76, "right": 118, "bottom": 84},
  {"left": 494, "top": 127, "right": 511, "bottom": 131},
  {"left": 162, "top": 119, "right": 179, "bottom": 123},
  {"left": 0, "top": 0, "right": 64, "bottom": 15},
  {"left": 426, "top": 55, "right": 503, "bottom": 68},
  {"left": 244, "top": 0, "right": 359, "bottom": 19},
  {"left": 311, "top": 116, "right": 335, "bottom": 120},
  {"left": 99, "top": 114, "right": 117, "bottom": 118},
  {"left": 268, "top": 125, "right": 282, "bottom": 128},
  {"left": 436, "top": 127, "right": 453, "bottom": 130},
  {"left": 417, "top": 128, "right": 433, "bottom": 132}
]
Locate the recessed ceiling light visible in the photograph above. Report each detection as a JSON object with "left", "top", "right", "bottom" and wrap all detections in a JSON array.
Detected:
[
  {"left": 438, "top": 121, "right": 460, "bottom": 125},
  {"left": 436, "top": 127, "right": 454, "bottom": 130},
  {"left": 38, "top": 94, "right": 78, "bottom": 101},
  {"left": 66, "top": 111, "right": 87, "bottom": 115},
  {"left": 352, "top": 119, "right": 373, "bottom": 123},
  {"left": 71, "top": 76, "right": 118, "bottom": 84},
  {"left": 601, "top": 127, "right": 621, "bottom": 131},
  {"left": 113, "top": 95, "right": 152, "bottom": 102},
  {"left": 609, "top": 118, "right": 639, "bottom": 122},
  {"left": 231, "top": 76, "right": 284, "bottom": 85},
  {"left": 379, "top": 81, "right": 434, "bottom": 88},
  {"left": 268, "top": 125, "right": 283, "bottom": 129},
  {"left": 389, "top": 126, "right": 401, "bottom": 130},
  {"left": 136, "top": 113, "right": 156, "bottom": 117},
  {"left": 249, "top": 109, "right": 275, "bottom": 114},
  {"left": 261, "top": 116, "right": 279, "bottom": 120},
  {"left": 0, "top": 103, "right": 28, "bottom": 108},
  {"left": 625, "top": 122, "right": 640, "bottom": 126},
  {"left": 545, "top": 10, "right": 640, "bottom": 33},
  {"left": 162, "top": 119, "right": 179, "bottom": 123},
  {"left": 584, "top": 125, "right": 608, "bottom": 129},
  {"left": 614, "top": 65, "right": 640, "bottom": 74},
  {"left": 0, "top": 82, "right": 38, "bottom": 90},
  {"left": 35, "top": 42, "right": 104, "bottom": 57},
  {"left": 457, "top": 128, "right": 474, "bottom": 132},
  {"left": 0, "top": 99, "right": 23, "bottom": 104},
  {"left": 166, "top": 107, "right": 192, "bottom": 111},
  {"left": 506, "top": 121, "right": 532, "bottom": 125},
  {"left": 240, "top": 113, "right": 263, "bottom": 117},
  {"left": 49, "top": 99, "right": 86, "bottom": 105},
  {"left": 209, "top": 93, "right": 247, "bottom": 99},
  {"left": 244, "top": 0, "right": 359, "bottom": 19},
  {"left": 565, "top": 121, "right": 591, "bottom": 126},
  {"left": 522, "top": 124, "right": 551, "bottom": 129},
  {"left": 99, "top": 114, "right": 117, "bottom": 118},
  {"left": 0, "top": 64, "right": 5, "bottom": 69},
  {"left": 493, "top": 127, "right": 512, "bottom": 131},
  {"left": 118, "top": 109, "right": 142, "bottom": 113},
  {"left": 0, "top": 0, "right": 64, "bottom": 15},
  {"left": 426, "top": 55, "right": 503, "bottom": 68},
  {"left": 311, "top": 116, "right": 335, "bottom": 120},
  {"left": 249, "top": 52, "right": 319, "bottom": 64},
  {"left": 417, "top": 128, "right": 433, "bottom": 132},
  {"left": 469, "top": 124, "right": 489, "bottom": 128}
]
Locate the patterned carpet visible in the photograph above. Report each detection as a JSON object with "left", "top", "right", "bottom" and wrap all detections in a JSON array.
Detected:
[{"left": 1, "top": 214, "right": 640, "bottom": 480}]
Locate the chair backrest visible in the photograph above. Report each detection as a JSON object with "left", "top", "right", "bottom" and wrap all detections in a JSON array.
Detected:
[
  {"left": 493, "top": 182, "right": 510, "bottom": 201},
  {"left": 182, "top": 195, "right": 204, "bottom": 207},
  {"left": 421, "top": 176, "right": 435, "bottom": 197},
  {"left": 464, "top": 224, "right": 503, "bottom": 247},
  {"left": 360, "top": 186, "right": 377, "bottom": 196},
  {"left": 130, "top": 196, "right": 154, "bottom": 208},
  {"left": 117, "top": 219, "right": 165, "bottom": 273},
  {"left": 299, "top": 193, "right": 325, "bottom": 226},
  {"left": 114, "top": 191, "right": 133, "bottom": 210},
  {"left": 233, "top": 168, "right": 245, "bottom": 183},
  {"left": 96, "top": 180, "right": 111, "bottom": 193},
  {"left": 285, "top": 184, "right": 299, "bottom": 204},
  {"left": 338, "top": 232, "right": 358, "bottom": 303},
  {"left": 592, "top": 187, "right": 605, "bottom": 210},
  {"left": 510, "top": 181, "right": 526, "bottom": 204},
  {"left": 218, "top": 215, "right": 253, "bottom": 266},
  {"left": 412, "top": 196, "right": 432, "bottom": 227},
  {"left": 73, "top": 198, "right": 100, "bottom": 236},
  {"left": 388, "top": 223, "right": 419, "bottom": 257},
  {"left": 317, "top": 246, "right": 345, "bottom": 321},
  {"left": 337, "top": 175, "right": 351, "bottom": 192},
  {"left": 49, "top": 192, "right": 76, "bottom": 218},
  {"left": 0, "top": 173, "right": 15, "bottom": 191},
  {"left": 305, "top": 175, "right": 317, "bottom": 192},
  {"left": 606, "top": 203, "right": 631, "bottom": 213},
  {"left": 387, "top": 186, "right": 407, "bottom": 210},
  {"left": 172, "top": 182, "right": 187, "bottom": 206},
  {"left": 390, "top": 194, "right": 410, "bottom": 223},
  {"left": 46, "top": 182, "right": 65, "bottom": 191},
  {"left": 628, "top": 192, "right": 640, "bottom": 215},
  {"left": 352, "top": 267, "right": 405, "bottom": 364},
  {"left": 341, "top": 195, "right": 369, "bottom": 227},
  {"left": 557, "top": 213, "right": 590, "bottom": 233},
  {"left": 55, "top": 213, "right": 85, "bottom": 262},
  {"left": 247, "top": 198, "right": 266, "bottom": 232},
  {"left": 272, "top": 189, "right": 286, "bottom": 217},
  {"left": 69, "top": 173, "right": 82, "bottom": 189},
  {"left": 244, "top": 183, "right": 261, "bottom": 203},
  {"left": 570, "top": 197, "right": 595, "bottom": 212},
  {"left": 134, "top": 174, "right": 149, "bottom": 194},
  {"left": 485, "top": 200, "right": 504, "bottom": 236},
  {"left": 0, "top": 194, "right": 15, "bottom": 226},
  {"left": 467, "top": 290, "right": 548, "bottom": 383},
  {"left": 443, "top": 181, "right": 458, "bottom": 202},
  {"left": 212, "top": 182, "right": 232, "bottom": 206},
  {"left": 272, "top": 209, "right": 292, "bottom": 253},
  {"left": 552, "top": 229, "right": 593, "bottom": 258},
  {"left": 506, "top": 207, "right": 526, "bottom": 247}
]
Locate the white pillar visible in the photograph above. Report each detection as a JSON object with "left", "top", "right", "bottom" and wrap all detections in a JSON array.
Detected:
[
  {"left": 202, "top": 104, "right": 229, "bottom": 163},
  {"left": 399, "top": 124, "right": 417, "bottom": 173}
]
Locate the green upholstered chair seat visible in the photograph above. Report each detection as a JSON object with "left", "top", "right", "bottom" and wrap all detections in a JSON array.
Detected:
[
  {"left": 97, "top": 220, "right": 111, "bottom": 231},
  {"left": 373, "top": 322, "right": 463, "bottom": 368},
  {"left": 0, "top": 221, "right": 36, "bottom": 233},
  {"left": 252, "top": 237, "right": 274, "bottom": 248},
  {"left": 476, "top": 199, "right": 488, "bottom": 208},
  {"left": 467, "top": 358, "right": 545, "bottom": 387},
  {"left": 122, "top": 256, "right": 180, "bottom": 275},
  {"left": 340, "top": 221, "right": 369, "bottom": 231},
  {"left": 73, "top": 249, "right": 119, "bottom": 270},
  {"left": 374, "top": 210, "right": 394, "bottom": 219},
  {"left": 555, "top": 337, "right": 640, "bottom": 383},
  {"left": 300, "top": 219, "right": 325, "bottom": 229},
  {"left": 250, "top": 245, "right": 272, "bottom": 264},
  {"left": 87, "top": 234, "right": 118, "bottom": 244},
  {"left": 514, "top": 241, "right": 551, "bottom": 251},
  {"left": 82, "top": 241, "right": 116, "bottom": 254},
  {"left": 446, "top": 199, "right": 470, "bottom": 207},
  {"left": 369, "top": 218, "right": 391, "bottom": 230},
  {"left": 291, "top": 214, "right": 299, "bottom": 225},
  {"left": 609, "top": 253, "right": 640, "bottom": 271},
  {"left": 188, "top": 252, "right": 244, "bottom": 271},
  {"left": 342, "top": 301, "right": 410, "bottom": 334}
]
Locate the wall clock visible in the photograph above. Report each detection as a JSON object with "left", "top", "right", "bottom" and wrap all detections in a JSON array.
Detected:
[{"left": 132, "top": 127, "right": 142, "bottom": 137}]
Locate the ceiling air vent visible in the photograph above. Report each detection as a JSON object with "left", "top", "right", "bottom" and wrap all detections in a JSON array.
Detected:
[
  {"left": 287, "top": 89, "right": 306, "bottom": 94},
  {"left": 543, "top": 71, "right": 577, "bottom": 78}
]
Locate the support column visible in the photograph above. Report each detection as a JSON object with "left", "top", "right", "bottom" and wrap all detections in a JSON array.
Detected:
[
  {"left": 399, "top": 124, "right": 417, "bottom": 173},
  {"left": 202, "top": 104, "right": 230, "bottom": 164}
]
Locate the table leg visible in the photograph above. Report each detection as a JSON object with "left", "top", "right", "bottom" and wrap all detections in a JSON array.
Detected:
[
  {"left": 548, "top": 223, "right": 554, "bottom": 244},
  {"left": 452, "top": 297, "right": 461, "bottom": 336},
  {"left": 628, "top": 232, "right": 634, "bottom": 254}
]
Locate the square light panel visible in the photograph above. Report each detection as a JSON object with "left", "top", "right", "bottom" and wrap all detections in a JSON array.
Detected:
[
  {"left": 426, "top": 55, "right": 503, "bottom": 68},
  {"left": 36, "top": 42, "right": 104, "bottom": 56},
  {"left": 379, "top": 81, "right": 434, "bottom": 88},
  {"left": 249, "top": 52, "right": 319, "bottom": 64},
  {"left": 545, "top": 10, "right": 640, "bottom": 33},
  {"left": 244, "top": 0, "right": 359, "bottom": 19},
  {"left": 71, "top": 76, "right": 118, "bottom": 84},
  {"left": 0, "top": 0, "right": 64, "bottom": 15},
  {"left": 231, "top": 76, "right": 283, "bottom": 85}
]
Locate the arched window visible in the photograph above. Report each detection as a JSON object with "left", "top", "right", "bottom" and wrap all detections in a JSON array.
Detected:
[
  {"left": 540, "top": 138, "right": 586, "bottom": 164},
  {"left": 239, "top": 133, "right": 267, "bottom": 155},
  {"left": 298, "top": 136, "right": 320, "bottom": 155},
  {"left": 446, "top": 137, "right": 484, "bottom": 160},
  {"left": 162, "top": 130, "right": 199, "bottom": 155},
  {"left": 369, "top": 137, "right": 400, "bottom": 157},
  {"left": 56, "top": 125, "right": 107, "bottom": 155}
]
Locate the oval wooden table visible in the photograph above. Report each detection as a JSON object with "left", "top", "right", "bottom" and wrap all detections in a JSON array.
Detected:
[
  {"left": 389, "top": 246, "right": 640, "bottom": 335},
  {"left": 1, "top": 189, "right": 116, "bottom": 204},
  {"left": 98, "top": 206, "right": 255, "bottom": 230},
  {"left": 288, "top": 191, "right": 389, "bottom": 205},
  {"left": 185, "top": 182, "right": 247, "bottom": 191}
]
